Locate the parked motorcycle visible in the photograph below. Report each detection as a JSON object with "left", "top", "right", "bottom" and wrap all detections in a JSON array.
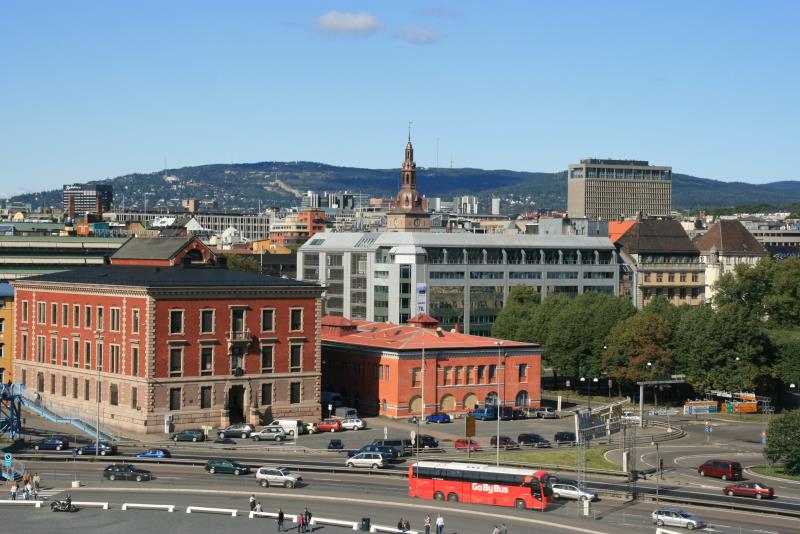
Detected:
[{"left": 50, "top": 495, "right": 79, "bottom": 513}]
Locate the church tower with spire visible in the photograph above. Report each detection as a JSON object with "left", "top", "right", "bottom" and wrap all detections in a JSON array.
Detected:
[{"left": 387, "top": 127, "right": 431, "bottom": 232}]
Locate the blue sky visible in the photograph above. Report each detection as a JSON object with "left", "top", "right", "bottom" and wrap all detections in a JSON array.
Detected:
[{"left": 1, "top": 1, "right": 798, "bottom": 196}]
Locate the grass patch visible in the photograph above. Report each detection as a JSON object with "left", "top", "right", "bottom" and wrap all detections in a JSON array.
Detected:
[
  {"left": 751, "top": 465, "right": 800, "bottom": 482},
  {"left": 469, "top": 447, "right": 618, "bottom": 471}
]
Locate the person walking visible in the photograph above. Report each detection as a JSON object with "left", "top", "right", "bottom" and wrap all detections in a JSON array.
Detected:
[
  {"left": 297, "top": 511, "right": 305, "bottom": 533},
  {"left": 33, "top": 473, "right": 41, "bottom": 493},
  {"left": 398, "top": 518, "right": 407, "bottom": 533},
  {"left": 249, "top": 494, "right": 256, "bottom": 512},
  {"left": 255, "top": 502, "right": 263, "bottom": 513},
  {"left": 24, "top": 481, "right": 32, "bottom": 500},
  {"left": 10, "top": 481, "right": 18, "bottom": 500},
  {"left": 499, "top": 523, "right": 508, "bottom": 534},
  {"left": 435, "top": 514, "right": 445, "bottom": 534},
  {"left": 403, "top": 519, "right": 411, "bottom": 532},
  {"left": 492, "top": 527, "right": 500, "bottom": 534},
  {"left": 303, "top": 507, "right": 312, "bottom": 532},
  {"left": 277, "top": 508, "right": 285, "bottom": 532},
  {"left": 423, "top": 514, "right": 431, "bottom": 534}
]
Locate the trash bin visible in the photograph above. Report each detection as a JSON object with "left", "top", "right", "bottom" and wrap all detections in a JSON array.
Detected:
[{"left": 360, "top": 517, "right": 371, "bottom": 531}]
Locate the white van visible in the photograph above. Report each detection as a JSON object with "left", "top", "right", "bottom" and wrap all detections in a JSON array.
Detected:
[{"left": 266, "top": 419, "right": 307, "bottom": 436}]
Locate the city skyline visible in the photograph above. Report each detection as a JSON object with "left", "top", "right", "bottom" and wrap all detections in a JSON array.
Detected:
[{"left": 2, "top": 1, "right": 799, "bottom": 198}]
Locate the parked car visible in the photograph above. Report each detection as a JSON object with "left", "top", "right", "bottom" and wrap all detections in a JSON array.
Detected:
[
  {"left": 76, "top": 442, "right": 117, "bottom": 456},
  {"left": 411, "top": 435, "right": 439, "bottom": 449},
  {"left": 470, "top": 407, "right": 497, "bottom": 420},
  {"left": 425, "top": 412, "right": 451, "bottom": 424},
  {"left": 347, "top": 445, "right": 396, "bottom": 461},
  {"left": 171, "top": 429, "right": 205, "bottom": 442},
  {"left": 697, "top": 459, "right": 743, "bottom": 481},
  {"left": 318, "top": 420, "right": 343, "bottom": 433},
  {"left": 651, "top": 508, "right": 706, "bottom": 530},
  {"left": 554, "top": 432, "right": 577, "bottom": 446},
  {"left": 266, "top": 419, "right": 307, "bottom": 436},
  {"left": 251, "top": 426, "right": 287, "bottom": 442},
  {"left": 134, "top": 448, "right": 171, "bottom": 458},
  {"left": 454, "top": 438, "right": 481, "bottom": 452},
  {"left": 369, "top": 439, "right": 408, "bottom": 457},
  {"left": 499, "top": 407, "right": 515, "bottom": 420},
  {"left": 517, "top": 433, "right": 551, "bottom": 448},
  {"left": 346, "top": 452, "right": 385, "bottom": 469},
  {"left": 551, "top": 482, "right": 598, "bottom": 501},
  {"left": 217, "top": 423, "right": 254, "bottom": 439},
  {"left": 538, "top": 407, "right": 560, "bottom": 419},
  {"left": 103, "top": 464, "right": 152, "bottom": 482},
  {"left": 255, "top": 466, "right": 302, "bottom": 488},
  {"left": 723, "top": 482, "right": 774, "bottom": 499},
  {"left": 332, "top": 406, "right": 359, "bottom": 418},
  {"left": 304, "top": 422, "right": 319, "bottom": 434},
  {"left": 205, "top": 458, "right": 250, "bottom": 476},
  {"left": 327, "top": 439, "right": 344, "bottom": 451},
  {"left": 341, "top": 418, "right": 367, "bottom": 431},
  {"left": 32, "top": 437, "right": 69, "bottom": 451},
  {"left": 490, "top": 435, "right": 520, "bottom": 450}
]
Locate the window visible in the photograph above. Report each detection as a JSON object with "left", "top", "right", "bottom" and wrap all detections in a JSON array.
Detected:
[
  {"left": 21, "top": 333, "right": 28, "bottom": 359},
  {"left": 85, "top": 306, "right": 92, "bottom": 330},
  {"left": 680, "top": 273, "right": 687, "bottom": 282},
  {"left": 169, "top": 388, "right": 181, "bottom": 411},
  {"left": 73, "top": 305, "right": 80, "bottom": 328},
  {"left": 131, "top": 309, "right": 140, "bottom": 334},
  {"left": 518, "top": 364, "right": 528, "bottom": 381},
  {"left": 110, "top": 308, "right": 120, "bottom": 332},
  {"left": 110, "top": 345, "right": 120, "bottom": 373},
  {"left": 131, "top": 346, "right": 139, "bottom": 376},
  {"left": 200, "top": 310, "right": 214, "bottom": 334},
  {"left": 261, "top": 309, "right": 274, "bottom": 332},
  {"left": 61, "top": 338, "right": 68, "bottom": 366},
  {"left": 36, "top": 336, "right": 45, "bottom": 362},
  {"left": 643, "top": 273, "right": 650, "bottom": 283},
  {"left": 61, "top": 376, "right": 67, "bottom": 396},
  {"left": 692, "top": 273, "right": 699, "bottom": 282},
  {"left": 96, "top": 342, "right": 104, "bottom": 370},
  {"left": 200, "top": 386, "right": 212, "bottom": 409},
  {"left": 84, "top": 341, "right": 91, "bottom": 369},
  {"left": 412, "top": 367, "right": 421, "bottom": 387},
  {"left": 50, "top": 375, "right": 55, "bottom": 394},
  {"left": 260, "top": 345, "right": 273, "bottom": 373},
  {"left": 668, "top": 273, "right": 675, "bottom": 283},
  {"left": 50, "top": 337, "right": 57, "bottom": 364},
  {"left": 0, "top": 343, "right": 3, "bottom": 358},
  {"left": 22, "top": 301, "right": 29, "bottom": 323},
  {"left": 374, "top": 271, "right": 389, "bottom": 278},
  {"left": 38, "top": 302, "right": 46, "bottom": 324},
  {"left": 110, "top": 384, "right": 119, "bottom": 406},
  {"left": 455, "top": 366, "right": 463, "bottom": 384},
  {"left": 198, "top": 346, "right": 213, "bottom": 376},
  {"left": 131, "top": 387, "right": 138, "bottom": 409},
  {"left": 290, "top": 308, "right": 303, "bottom": 331},
  {"left": 289, "top": 345, "right": 302, "bottom": 372},
  {"left": 73, "top": 340, "right": 79, "bottom": 368},
  {"left": 477, "top": 365, "right": 485, "bottom": 383},
  {"left": 489, "top": 365, "right": 497, "bottom": 381},
  {"left": 51, "top": 303, "right": 58, "bottom": 325},
  {"left": 96, "top": 306, "right": 104, "bottom": 331},
  {"left": 656, "top": 273, "right": 663, "bottom": 283},
  {"left": 62, "top": 304, "right": 69, "bottom": 327},
  {"left": 84, "top": 379, "right": 90, "bottom": 401},
  {"left": 261, "top": 383, "right": 272, "bottom": 406},
  {"left": 289, "top": 382, "right": 301, "bottom": 404},
  {"left": 169, "top": 348, "right": 183, "bottom": 377},
  {"left": 72, "top": 377, "right": 78, "bottom": 398},
  {"left": 169, "top": 310, "right": 184, "bottom": 335},
  {"left": 96, "top": 380, "right": 101, "bottom": 402}
]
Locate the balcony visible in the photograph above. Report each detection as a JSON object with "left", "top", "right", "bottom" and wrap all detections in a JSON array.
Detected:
[{"left": 226, "top": 330, "right": 252, "bottom": 344}]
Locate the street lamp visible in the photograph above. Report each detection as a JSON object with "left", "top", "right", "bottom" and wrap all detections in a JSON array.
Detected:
[
  {"left": 494, "top": 340, "right": 503, "bottom": 467},
  {"left": 651, "top": 440, "right": 661, "bottom": 504},
  {"left": 580, "top": 376, "right": 598, "bottom": 412}
]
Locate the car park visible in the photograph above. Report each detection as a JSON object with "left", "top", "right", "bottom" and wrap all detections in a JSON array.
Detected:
[
  {"left": 171, "top": 429, "right": 205, "bottom": 442},
  {"left": 32, "top": 437, "right": 69, "bottom": 451},
  {"left": 76, "top": 442, "right": 117, "bottom": 456},
  {"left": 256, "top": 466, "right": 302, "bottom": 488},
  {"left": 251, "top": 426, "right": 287, "bottom": 442},
  {"left": 454, "top": 438, "right": 481, "bottom": 452},
  {"left": 425, "top": 412, "right": 451, "bottom": 424},
  {"left": 551, "top": 482, "right": 598, "bottom": 501},
  {"left": 217, "top": 423, "right": 254, "bottom": 439},
  {"left": 723, "top": 482, "right": 774, "bottom": 499},
  {"left": 651, "top": 508, "right": 706, "bottom": 530},
  {"left": 554, "top": 432, "right": 577, "bottom": 446},
  {"left": 205, "top": 458, "right": 250, "bottom": 475},
  {"left": 328, "top": 439, "right": 344, "bottom": 451},
  {"left": 346, "top": 452, "right": 385, "bottom": 469},
  {"left": 341, "top": 417, "right": 367, "bottom": 431},
  {"left": 103, "top": 464, "right": 153, "bottom": 482},
  {"left": 698, "top": 459, "right": 742, "bottom": 481},
  {"left": 348, "top": 445, "right": 396, "bottom": 461},
  {"left": 538, "top": 407, "right": 559, "bottom": 419},
  {"left": 517, "top": 433, "right": 550, "bottom": 448},
  {"left": 318, "top": 420, "right": 343, "bottom": 433},
  {"left": 134, "top": 448, "right": 171, "bottom": 458},
  {"left": 490, "top": 435, "right": 520, "bottom": 450}
]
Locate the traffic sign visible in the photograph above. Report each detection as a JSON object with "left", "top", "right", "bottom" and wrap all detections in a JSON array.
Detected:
[
  {"left": 410, "top": 430, "right": 416, "bottom": 442},
  {"left": 3, "top": 453, "right": 12, "bottom": 467}
]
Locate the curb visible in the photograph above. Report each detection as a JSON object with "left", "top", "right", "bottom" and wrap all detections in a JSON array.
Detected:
[{"left": 744, "top": 467, "right": 800, "bottom": 486}]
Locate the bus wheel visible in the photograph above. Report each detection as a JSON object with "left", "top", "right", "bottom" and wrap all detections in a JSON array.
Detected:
[
  {"left": 447, "top": 493, "right": 458, "bottom": 502},
  {"left": 515, "top": 499, "right": 526, "bottom": 509},
  {"left": 433, "top": 492, "right": 444, "bottom": 501}
]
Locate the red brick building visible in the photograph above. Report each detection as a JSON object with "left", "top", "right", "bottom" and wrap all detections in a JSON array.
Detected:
[
  {"left": 321, "top": 314, "right": 542, "bottom": 418},
  {"left": 12, "top": 237, "right": 323, "bottom": 434}
]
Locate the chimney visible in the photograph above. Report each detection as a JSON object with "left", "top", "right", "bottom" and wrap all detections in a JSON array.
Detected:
[{"left": 68, "top": 195, "right": 75, "bottom": 221}]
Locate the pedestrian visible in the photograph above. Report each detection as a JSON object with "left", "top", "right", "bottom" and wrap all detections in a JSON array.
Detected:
[
  {"left": 33, "top": 472, "right": 41, "bottom": 493},
  {"left": 435, "top": 514, "right": 445, "bottom": 534},
  {"left": 303, "top": 507, "right": 312, "bottom": 532},
  {"left": 297, "top": 511, "right": 305, "bottom": 533},
  {"left": 255, "top": 502, "right": 263, "bottom": 513},
  {"left": 249, "top": 494, "right": 256, "bottom": 511},
  {"left": 398, "top": 518, "right": 407, "bottom": 533},
  {"left": 22, "top": 470, "right": 31, "bottom": 486},
  {"left": 277, "top": 508, "right": 285, "bottom": 532},
  {"left": 403, "top": 519, "right": 411, "bottom": 532},
  {"left": 499, "top": 523, "right": 508, "bottom": 534},
  {"left": 10, "top": 481, "right": 18, "bottom": 500},
  {"left": 24, "top": 482, "right": 32, "bottom": 500},
  {"left": 492, "top": 527, "right": 500, "bottom": 534},
  {"left": 423, "top": 514, "right": 431, "bottom": 534}
]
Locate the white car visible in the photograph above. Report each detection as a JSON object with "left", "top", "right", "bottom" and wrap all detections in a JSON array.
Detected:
[
  {"left": 255, "top": 466, "right": 302, "bottom": 488},
  {"left": 345, "top": 452, "right": 385, "bottom": 469},
  {"left": 621, "top": 410, "right": 641, "bottom": 423},
  {"left": 652, "top": 508, "right": 706, "bottom": 530},
  {"left": 551, "top": 483, "right": 598, "bottom": 501},
  {"left": 341, "top": 418, "right": 366, "bottom": 431}
]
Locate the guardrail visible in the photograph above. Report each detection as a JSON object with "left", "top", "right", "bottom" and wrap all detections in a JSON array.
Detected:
[
  {"left": 122, "top": 502, "right": 175, "bottom": 512},
  {"left": 311, "top": 516, "right": 359, "bottom": 530},
  {"left": 72, "top": 501, "right": 109, "bottom": 509},
  {"left": 186, "top": 506, "right": 237, "bottom": 516},
  {"left": 249, "top": 511, "right": 298, "bottom": 522},
  {"left": 371, "top": 525, "right": 419, "bottom": 534},
  {"left": 0, "top": 499, "right": 43, "bottom": 508}
]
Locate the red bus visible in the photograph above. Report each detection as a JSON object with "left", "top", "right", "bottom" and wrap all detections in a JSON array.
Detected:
[{"left": 408, "top": 461, "right": 553, "bottom": 511}]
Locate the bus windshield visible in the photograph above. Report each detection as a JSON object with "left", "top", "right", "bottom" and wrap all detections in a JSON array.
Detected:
[{"left": 532, "top": 474, "right": 553, "bottom": 498}]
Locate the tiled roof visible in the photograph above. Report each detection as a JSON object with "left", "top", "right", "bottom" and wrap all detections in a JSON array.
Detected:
[
  {"left": 616, "top": 219, "right": 698, "bottom": 255},
  {"left": 693, "top": 220, "right": 768, "bottom": 255},
  {"left": 608, "top": 220, "right": 636, "bottom": 244}
]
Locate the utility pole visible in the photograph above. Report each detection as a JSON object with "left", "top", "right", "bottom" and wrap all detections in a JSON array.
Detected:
[{"left": 495, "top": 341, "right": 503, "bottom": 466}]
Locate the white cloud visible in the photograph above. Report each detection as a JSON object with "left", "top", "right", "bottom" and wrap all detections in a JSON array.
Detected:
[
  {"left": 315, "top": 11, "right": 383, "bottom": 35},
  {"left": 396, "top": 26, "right": 441, "bottom": 46}
]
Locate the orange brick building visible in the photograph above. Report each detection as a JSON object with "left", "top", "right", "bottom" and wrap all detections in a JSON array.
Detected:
[{"left": 321, "top": 314, "right": 542, "bottom": 418}]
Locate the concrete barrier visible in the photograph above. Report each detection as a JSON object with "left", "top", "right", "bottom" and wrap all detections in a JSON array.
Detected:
[
  {"left": 72, "top": 501, "right": 109, "bottom": 510},
  {"left": 370, "top": 525, "right": 419, "bottom": 534},
  {"left": 122, "top": 503, "right": 175, "bottom": 512},
  {"left": 0, "top": 500, "right": 43, "bottom": 508},
  {"left": 186, "top": 506, "right": 237, "bottom": 516},
  {"left": 248, "top": 511, "right": 297, "bottom": 522},
  {"left": 656, "top": 529, "right": 685, "bottom": 534},
  {"left": 310, "top": 516, "right": 359, "bottom": 530}
]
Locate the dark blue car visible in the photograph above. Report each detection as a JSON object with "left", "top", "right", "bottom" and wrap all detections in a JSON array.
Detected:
[
  {"left": 425, "top": 412, "right": 451, "bottom": 424},
  {"left": 76, "top": 442, "right": 118, "bottom": 456},
  {"left": 134, "top": 448, "right": 171, "bottom": 458},
  {"left": 33, "top": 437, "right": 70, "bottom": 451},
  {"left": 347, "top": 445, "right": 395, "bottom": 461}
]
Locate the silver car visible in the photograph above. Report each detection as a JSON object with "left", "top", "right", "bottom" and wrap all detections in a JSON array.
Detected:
[
  {"left": 255, "top": 466, "right": 302, "bottom": 488},
  {"left": 345, "top": 452, "right": 385, "bottom": 469},
  {"left": 652, "top": 508, "right": 706, "bottom": 530},
  {"left": 251, "top": 426, "right": 287, "bottom": 442},
  {"left": 551, "top": 483, "right": 598, "bottom": 501}
]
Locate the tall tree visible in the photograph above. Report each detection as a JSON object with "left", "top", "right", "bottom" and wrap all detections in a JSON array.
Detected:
[
  {"left": 226, "top": 253, "right": 262, "bottom": 274},
  {"left": 603, "top": 313, "right": 673, "bottom": 388},
  {"left": 765, "top": 258, "right": 800, "bottom": 328},
  {"left": 491, "top": 285, "right": 539, "bottom": 341},
  {"left": 713, "top": 258, "right": 775, "bottom": 320},
  {"left": 764, "top": 410, "right": 800, "bottom": 475}
]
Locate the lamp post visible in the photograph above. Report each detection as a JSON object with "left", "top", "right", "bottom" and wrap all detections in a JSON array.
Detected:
[
  {"left": 495, "top": 340, "right": 503, "bottom": 467},
  {"left": 652, "top": 440, "right": 660, "bottom": 504},
  {"left": 580, "top": 376, "right": 598, "bottom": 412}
]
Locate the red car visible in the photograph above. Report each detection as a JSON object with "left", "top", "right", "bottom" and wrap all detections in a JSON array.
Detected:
[
  {"left": 723, "top": 482, "right": 774, "bottom": 499},
  {"left": 454, "top": 438, "right": 481, "bottom": 452},
  {"left": 317, "top": 420, "right": 342, "bottom": 433}
]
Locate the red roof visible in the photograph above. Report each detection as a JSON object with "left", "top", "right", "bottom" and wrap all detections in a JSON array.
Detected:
[{"left": 608, "top": 220, "right": 636, "bottom": 244}]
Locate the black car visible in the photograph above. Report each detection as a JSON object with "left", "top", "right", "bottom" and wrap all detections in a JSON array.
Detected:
[
  {"left": 33, "top": 437, "right": 70, "bottom": 451},
  {"left": 554, "top": 432, "right": 577, "bottom": 446},
  {"left": 103, "top": 464, "right": 153, "bottom": 482},
  {"left": 518, "top": 433, "right": 551, "bottom": 448},
  {"left": 76, "top": 442, "right": 118, "bottom": 456},
  {"left": 171, "top": 429, "right": 205, "bottom": 442},
  {"left": 217, "top": 424, "right": 254, "bottom": 439},
  {"left": 328, "top": 439, "right": 344, "bottom": 451}
]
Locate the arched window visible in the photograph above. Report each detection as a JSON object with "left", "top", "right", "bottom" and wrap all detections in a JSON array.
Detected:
[
  {"left": 485, "top": 391, "right": 498, "bottom": 406},
  {"left": 515, "top": 390, "right": 529, "bottom": 407}
]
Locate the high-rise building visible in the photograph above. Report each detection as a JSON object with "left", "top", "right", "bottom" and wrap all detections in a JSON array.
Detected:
[
  {"left": 567, "top": 159, "right": 672, "bottom": 220},
  {"left": 62, "top": 184, "right": 113, "bottom": 219}
]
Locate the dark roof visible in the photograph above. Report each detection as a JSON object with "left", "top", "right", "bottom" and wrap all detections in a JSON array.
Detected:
[
  {"left": 617, "top": 219, "right": 698, "bottom": 255},
  {"left": 693, "top": 220, "right": 768, "bottom": 255},
  {"left": 111, "top": 237, "right": 194, "bottom": 260},
  {"left": 16, "top": 265, "right": 320, "bottom": 289},
  {"left": 0, "top": 282, "right": 14, "bottom": 297}
]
